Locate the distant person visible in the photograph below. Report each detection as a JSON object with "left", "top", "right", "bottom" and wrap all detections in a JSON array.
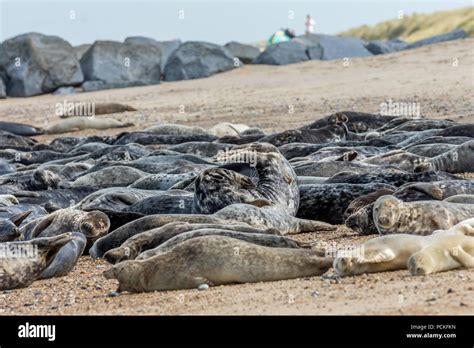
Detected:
[
  {"left": 267, "top": 28, "right": 296, "bottom": 46},
  {"left": 305, "top": 14, "right": 315, "bottom": 34}
]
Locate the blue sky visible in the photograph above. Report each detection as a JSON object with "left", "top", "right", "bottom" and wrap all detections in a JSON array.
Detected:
[{"left": 0, "top": 0, "right": 471, "bottom": 46}]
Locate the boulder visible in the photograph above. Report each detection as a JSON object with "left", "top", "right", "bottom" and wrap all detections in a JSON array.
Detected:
[
  {"left": 164, "top": 41, "right": 236, "bottom": 81},
  {"left": 80, "top": 40, "right": 161, "bottom": 89},
  {"left": 0, "top": 32, "right": 84, "bottom": 97},
  {"left": 124, "top": 36, "right": 180, "bottom": 72},
  {"left": 365, "top": 39, "right": 408, "bottom": 55},
  {"left": 254, "top": 41, "right": 309, "bottom": 65},
  {"left": 74, "top": 44, "right": 91, "bottom": 60},
  {"left": 297, "top": 34, "right": 372, "bottom": 60},
  {"left": 224, "top": 41, "right": 260, "bottom": 63},
  {"left": 0, "top": 67, "right": 6, "bottom": 98},
  {"left": 405, "top": 29, "right": 468, "bottom": 50},
  {"left": 53, "top": 86, "right": 77, "bottom": 95}
]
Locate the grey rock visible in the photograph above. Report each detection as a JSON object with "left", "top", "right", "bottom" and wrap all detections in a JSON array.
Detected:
[
  {"left": 224, "top": 41, "right": 260, "bottom": 63},
  {"left": 80, "top": 40, "right": 161, "bottom": 88},
  {"left": 297, "top": 34, "right": 372, "bottom": 60},
  {"left": 164, "top": 41, "right": 237, "bottom": 81},
  {"left": 0, "top": 32, "right": 84, "bottom": 97},
  {"left": 53, "top": 86, "right": 77, "bottom": 95},
  {"left": 254, "top": 40, "right": 309, "bottom": 65},
  {"left": 73, "top": 44, "right": 91, "bottom": 60},
  {"left": 0, "top": 68, "right": 6, "bottom": 99},
  {"left": 365, "top": 39, "right": 408, "bottom": 55},
  {"left": 405, "top": 29, "right": 468, "bottom": 50},
  {"left": 124, "top": 36, "right": 180, "bottom": 72}
]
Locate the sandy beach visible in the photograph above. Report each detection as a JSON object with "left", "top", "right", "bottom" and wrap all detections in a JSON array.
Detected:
[{"left": 0, "top": 38, "right": 473, "bottom": 315}]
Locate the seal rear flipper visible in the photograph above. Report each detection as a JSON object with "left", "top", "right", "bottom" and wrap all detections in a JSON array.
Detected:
[
  {"left": 450, "top": 246, "right": 474, "bottom": 268},
  {"left": 356, "top": 249, "right": 396, "bottom": 264},
  {"left": 9, "top": 210, "right": 32, "bottom": 227}
]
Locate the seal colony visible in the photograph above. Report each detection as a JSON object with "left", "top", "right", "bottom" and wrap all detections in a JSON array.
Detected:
[{"left": 0, "top": 111, "right": 472, "bottom": 293}]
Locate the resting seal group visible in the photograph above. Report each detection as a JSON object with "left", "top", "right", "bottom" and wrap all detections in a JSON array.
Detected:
[{"left": 0, "top": 111, "right": 472, "bottom": 293}]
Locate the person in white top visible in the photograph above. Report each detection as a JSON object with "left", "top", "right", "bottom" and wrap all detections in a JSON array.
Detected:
[{"left": 305, "top": 14, "right": 315, "bottom": 34}]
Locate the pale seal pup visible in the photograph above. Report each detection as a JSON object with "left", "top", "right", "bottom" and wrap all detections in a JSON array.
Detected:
[
  {"left": 103, "top": 235, "right": 333, "bottom": 292},
  {"left": 373, "top": 196, "right": 474, "bottom": 235},
  {"left": 208, "top": 122, "right": 250, "bottom": 137},
  {"left": 44, "top": 117, "right": 134, "bottom": 134},
  {"left": 414, "top": 140, "right": 474, "bottom": 174},
  {"left": 0, "top": 233, "right": 73, "bottom": 290},
  {"left": 334, "top": 227, "right": 473, "bottom": 276},
  {"left": 408, "top": 233, "right": 474, "bottom": 275}
]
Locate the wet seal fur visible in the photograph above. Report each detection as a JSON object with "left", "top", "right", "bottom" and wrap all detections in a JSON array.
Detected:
[{"left": 103, "top": 235, "right": 333, "bottom": 292}]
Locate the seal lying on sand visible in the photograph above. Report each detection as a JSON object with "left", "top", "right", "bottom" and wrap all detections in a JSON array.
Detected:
[
  {"left": 297, "top": 183, "right": 395, "bottom": 224},
  {"left": 39, "top": 232, "right": 86, "bottom": 279},
  {"left": 0, "top": 211, "right": 31, "bottom": 242},
  {"left": 373, "top": 196, "right": 474, "bottom": 235},
  {"left": 44, "top": 117, "right": 134, "bottom": 134},
  {"left": 0, "top": 233, "right": 73, "bottom": 290},
  {"left": 90, "top": 204, "right": 335, "bottom": 258},
  {"left": 0, "top": 121, "right": 44, "bottom": 136},
  {"left": 414, "top": 140, "right": 474, "bottom": 174},
  {"left": 103, "top": 235, "right": 333, "bottom": 292},
  {"left": 103, "top": 222, "right": 284, "bottom": 263},
  {"left": 194, "top": 143, "right": 299, "bottom": 215},
  {"left": 136, "top": 228, "right": 319, "bottom": 260},
  {"left": 408, "top": 233, "right": 474, "bottom": 276},
  {"left": 334, "top": 222, "right": 474, "bottom": 276},
  {"left": 20, "top": 209, "right": 110, "bottom": 248}
]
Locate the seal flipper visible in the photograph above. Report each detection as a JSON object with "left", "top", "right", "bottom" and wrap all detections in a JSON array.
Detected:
[
  {"left": 9, "top": 210, "right": 32, "bottom": 227},
  {"left": 355, "top": 249, "right": 396, "bottom": 264},
  {"left": 451, "top": 246, "right": 474, "bottom": 268}
]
